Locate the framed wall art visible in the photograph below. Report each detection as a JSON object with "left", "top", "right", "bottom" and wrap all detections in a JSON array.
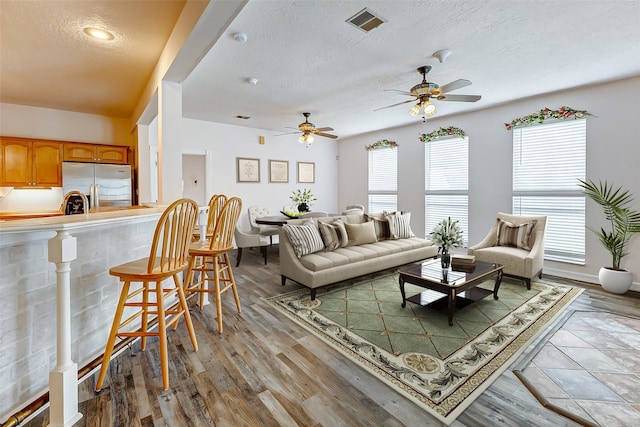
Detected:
[
  {"left": 269, "top": 160, "right": 289, "bottom": 183},
  {"left": 236, "top": 157, "right": 260, "bottom": 182},
  {"left": 297, "top": 161, "right": 315, "bottom": 184}
]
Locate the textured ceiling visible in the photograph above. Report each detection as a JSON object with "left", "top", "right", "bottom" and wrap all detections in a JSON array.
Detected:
[
  {"left": 2, "top": 1, "right": 640, "bottom": 139},
  {"left": 0, "top": 0, "right": 186, "bottom": 118}
]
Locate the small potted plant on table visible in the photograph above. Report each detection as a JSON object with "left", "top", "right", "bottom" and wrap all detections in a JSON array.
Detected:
[
  {"left": 290, "top": 188, "right": 316, "bottom": 213},
  {"left": 430, "top": 217, "right": 464, "bottom": 268}
]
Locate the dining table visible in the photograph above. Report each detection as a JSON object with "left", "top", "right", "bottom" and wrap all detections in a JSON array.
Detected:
[{"left": 255, "top": 214, "right": 293, "bottom": 226}]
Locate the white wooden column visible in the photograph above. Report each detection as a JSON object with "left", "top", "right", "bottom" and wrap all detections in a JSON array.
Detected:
[
  {"left": 158, "top": 80, "right": 183, "bottom": 204},
  {"left": 47, "top": 230, "right": 83, "bottom": 427}
]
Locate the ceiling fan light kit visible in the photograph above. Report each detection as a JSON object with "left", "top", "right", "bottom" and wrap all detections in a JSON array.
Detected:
[
  {"left": 376, "top": 64, "right": 481, "bottom": 120},
  {"left": 277, "top": 112, "right": 338, "bottom": 147}
]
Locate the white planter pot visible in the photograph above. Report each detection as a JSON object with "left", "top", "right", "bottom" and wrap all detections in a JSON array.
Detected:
[{"left": 598, "top": 267, "right": 633, "bottom": 294}]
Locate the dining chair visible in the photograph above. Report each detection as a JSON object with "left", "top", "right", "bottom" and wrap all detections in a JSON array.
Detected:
[
  {"left": 184, "top": 197, "right": 243, "bottom": 332},
  {"left": 247, "top": 205, "right": 279, "bottom": 244},
  {"left": 234, "top": 225, "right": 269, "bottom": 266},
  {"left": 95, "top": 198, "right": 199, "bottom": 391}
]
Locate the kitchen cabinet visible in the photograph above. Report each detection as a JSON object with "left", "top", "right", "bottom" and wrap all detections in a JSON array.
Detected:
[
  {"left": 0, "top": 137, "right": 63, "bottom": 187},
  {"left": 64, "top": 143, "right": 128, "bottom": 164}
]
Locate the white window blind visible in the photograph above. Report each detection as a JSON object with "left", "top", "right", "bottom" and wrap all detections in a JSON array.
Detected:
[
  {"left": 512, "top": 119, "right": 586, "bottom": 263},
  {"left": 368, "top": 148, "right": 397, "bottom": 212},
  {"left": 424, "top": 137, "right": 468, "bottom": 245}
]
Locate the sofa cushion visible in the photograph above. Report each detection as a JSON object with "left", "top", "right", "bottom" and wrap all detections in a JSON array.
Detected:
[
  {"left": 366, "top": 213, "right": 391, "bottom": 240},
  {"left": 386, "top": 212, "right": 415, "bottom": 239},
  {"left": 496, "top": 219, "right": 537, "bottom": 250},
  {"left": 283, "top": 220, "right": 325, "bottom": 258},
  {"left": 318, "top": 219, "right": 348, "bottom": 251},
  {"left": 345, "top": 221, "right": 378, "bottom": 246}
]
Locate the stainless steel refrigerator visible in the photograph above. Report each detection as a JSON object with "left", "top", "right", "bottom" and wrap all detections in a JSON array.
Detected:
[{"left": 63, "top": 162, "right": 132, "bottom": 208}]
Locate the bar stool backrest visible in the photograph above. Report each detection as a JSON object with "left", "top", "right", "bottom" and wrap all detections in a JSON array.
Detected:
[
  {"left": 208, "top": 197, "right": 242, "bottom": 251},
  {"left": 148, "top": 198, "right": 199, "bottom": 273},
  {"left": 205, "top": 194, "right": 227, "bottom": 237}
]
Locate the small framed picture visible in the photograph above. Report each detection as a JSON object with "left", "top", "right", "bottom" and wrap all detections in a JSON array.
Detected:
[
  {"left": 297, "top": 161, "right": 315, "bottom": 183},
  {"left": 269, "top": 160, "right": 289, "bottom": 183},
  {"left": 237, "top": 157, "right": 260, "bottom": 182}
]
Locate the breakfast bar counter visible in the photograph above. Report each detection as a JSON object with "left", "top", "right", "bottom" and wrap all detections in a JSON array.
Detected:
[{"left": 0, "top": 206, "right": 168, "bottom": 425}]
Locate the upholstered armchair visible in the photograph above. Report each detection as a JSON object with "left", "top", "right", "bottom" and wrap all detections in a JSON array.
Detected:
[
  {"left": 247, "top": 205, "right": 279, "bottom": 244},
  {"left": 234, "top": 226, "right": 269, "bottom": 266},
  {"left": 468, "top": 212, "right": 547, "bottom": 289}
]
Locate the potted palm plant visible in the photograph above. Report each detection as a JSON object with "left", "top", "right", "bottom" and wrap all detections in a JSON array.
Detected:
[{"left": 578, "top": 179, "right": 640, "bottom": 294}]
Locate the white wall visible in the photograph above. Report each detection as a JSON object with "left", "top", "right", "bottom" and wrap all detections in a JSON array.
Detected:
[
  {"left": 337, "top": 76, "right": 640, "bottom": 288},
  {"left": 180, "top": 118, "right": 339, "bottom": 230},
  {"left": 0, "top": 103, "right": 134, "bottom": 145}
]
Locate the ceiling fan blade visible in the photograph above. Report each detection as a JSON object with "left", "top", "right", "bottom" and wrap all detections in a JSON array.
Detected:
[
  {"left": 373, "top": 99, "right": 415, "bottom": 111},
  {"left": 384, "top": 89, "right": 412, "bottom": 96},
  {"left": 315, "top": 132, "right": 338, "bottom": 139},
  {"left": 284, "top": 126, "right": 300, "bottom": 130},
  {"left": 438, "top": 79, "right": 472, "bottom": 94},
  {"left": 314, "top": 127, "right": 334, "bottom": 132},
  {"left": 274, "top": 131, "right": 301, "bottom": 136},
  {"left": 437, "top": 94, "right": 481, "bottom": 102}
]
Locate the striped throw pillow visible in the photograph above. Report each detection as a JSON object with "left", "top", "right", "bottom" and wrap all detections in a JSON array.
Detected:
[
  {"left": 283, "top": 221, "right": 325, "bottom": 258},
  {"left": 496, "top": 219, "right": 537, "bottom": 250},
  {"left": 386, "top": 212, "right": 415, "bottom": 239},
  {"left": 365, "top": 213, "right": 391, "bottom": 240},
  {"left": 318, "top": 219, "right": 348, "bottom": 251}
]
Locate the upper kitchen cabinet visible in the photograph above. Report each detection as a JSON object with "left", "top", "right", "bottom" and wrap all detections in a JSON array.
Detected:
[
  {"left": 0, "top": 137, "right": 63, "bottom": 187},
  {"left": 64, "top": 143, "right": 129, "bottom": 164}
]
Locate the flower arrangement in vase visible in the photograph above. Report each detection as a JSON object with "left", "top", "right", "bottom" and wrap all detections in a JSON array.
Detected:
[
  {"left": 290, "top": 188, "right": 316, "bottom": 213},
  {"left": 429, "top": 217, "right": 464, "bottom": 268}
]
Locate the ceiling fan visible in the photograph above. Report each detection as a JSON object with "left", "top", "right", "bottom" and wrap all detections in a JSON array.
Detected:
[
  {"left": 278, "top": 112, "right": 338, "bottom": 147},
  {"left": 375, "top": 65, "right": 481, "bottom": 119}
]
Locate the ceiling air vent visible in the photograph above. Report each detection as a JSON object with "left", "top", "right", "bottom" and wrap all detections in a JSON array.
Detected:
[
  {"left": 235, "top": 115, "right": 251, "bottom": 120},
  {"left": 346, "top": 8, "right": 385, "bottom": 32}
]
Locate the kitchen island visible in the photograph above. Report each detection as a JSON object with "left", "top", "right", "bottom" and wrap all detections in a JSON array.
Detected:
[{"left": 0, "top": 206, "right": 171, "bottom": 425}]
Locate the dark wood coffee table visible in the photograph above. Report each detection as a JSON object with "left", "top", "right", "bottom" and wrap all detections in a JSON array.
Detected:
[{"left": 398, "top": 258, "right": 504, "bottom": 326}]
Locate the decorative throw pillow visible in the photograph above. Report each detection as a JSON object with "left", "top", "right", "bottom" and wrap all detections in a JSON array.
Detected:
[
  {"left": 283, "top": 220, "right": 325, "bottom": 258},
  {"left": 365, "top": 213, "right": 390, "bottom": 240},
  {"left": 344, "top": 221, "right": 378, "bottom": 246},
  {"left": 496, "top": 219, "right": 537, "bottom": 250},
  {"left": 386, "top": 212, "right": 415, "bottom": 239},
  {"left": 319, "top": 219, "right": 348, "bottom": 251}
]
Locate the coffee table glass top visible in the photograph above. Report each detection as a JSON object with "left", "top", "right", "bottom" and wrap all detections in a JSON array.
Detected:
[{"left": 399, "top": 258, "right": 502, "bottom": 287}]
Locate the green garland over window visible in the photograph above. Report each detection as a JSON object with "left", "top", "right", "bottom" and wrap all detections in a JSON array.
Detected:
[
  {"left": 419, "top": 126, "right": 466, "bottom": 143},
  {"left": 505, "top": 106, "right": 591, "bottom": 130},
  {"left": 365, "top": 139, "right": 398, "bottom": 151}
]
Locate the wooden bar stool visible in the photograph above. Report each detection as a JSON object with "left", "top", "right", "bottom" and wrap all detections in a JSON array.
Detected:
[
  {"left": 95, "top": 198, "right": 199, "bottom": 391},
  {"left": 193, "top": 194, "right": 227, "bottom": 242},
  {"left": 184, "top": 197, "right": 242, "bottom": 332}
]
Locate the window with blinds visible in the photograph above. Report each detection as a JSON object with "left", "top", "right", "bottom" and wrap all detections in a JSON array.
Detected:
[
  {"left": 368, "top": 148, "right": 397, "bottom": 212},
  {"left": 424, "top": 137, "right": 469, "bottom": 245},
  {"left": 512, "top": 119, "right": 586, "bottom": 263}
]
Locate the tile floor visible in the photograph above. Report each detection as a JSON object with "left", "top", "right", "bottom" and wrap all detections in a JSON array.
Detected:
[{"left": 522, "top": 310, "right": 640, "bottom": 426}]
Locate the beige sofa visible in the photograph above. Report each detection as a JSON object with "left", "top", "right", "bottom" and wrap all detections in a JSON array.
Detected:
[{"left": 279, "top": 213, "right": 438, "bottom": 299}]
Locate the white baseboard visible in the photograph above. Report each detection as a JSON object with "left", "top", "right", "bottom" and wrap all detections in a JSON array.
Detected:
[{"left": 543, "top": 267, "right": 640, "bottom": 292}]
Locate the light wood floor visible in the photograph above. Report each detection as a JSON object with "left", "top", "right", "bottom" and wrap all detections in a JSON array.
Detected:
[{"left": 25, "top": 246, "right": 640, "bottom": 427}]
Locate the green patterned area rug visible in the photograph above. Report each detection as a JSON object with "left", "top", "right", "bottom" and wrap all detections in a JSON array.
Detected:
[{"left": 266, "top": 273, "right": 583, "bottom": 424}]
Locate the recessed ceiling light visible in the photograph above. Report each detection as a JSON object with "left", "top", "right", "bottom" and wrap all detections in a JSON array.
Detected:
[{"left": 83, "top": 27, "right": 114, "bottom": 41}]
